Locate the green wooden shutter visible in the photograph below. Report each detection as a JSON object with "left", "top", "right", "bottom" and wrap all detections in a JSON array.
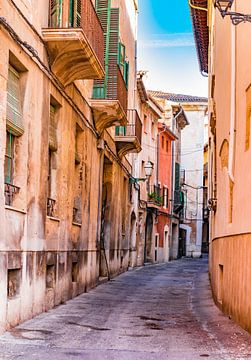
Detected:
[
  {"left": 70, "top": 0, "right": 81, "bottom": 27},
  {"left": 6, "top": 66, "right": 24, "bottom": 136},
  {"left": 118, "top": 42, "right": 125, "bottom": 75},
  {"left": 4, "top": 131, "right": 14, "bottom": 184},
  {"left": 49, "top": 0, "right": 62, "bottom": 27},
  {"left": 93, "top": 1, "right": 119, "bottom": 100},
  {"left": 124, "top": 60, "right": 129, "bottom": 89},
  {"left": 49, "top": 104, "right": 58, "bottom": 151},
  {"left": 107, "top": 7, "right": 119, "bottom": 99},
  {"left": 175, "top": 162, "right": 180, "bottom": 191},
  {"left": 93, "top": 0, "right": 111, "bottom": 98}
]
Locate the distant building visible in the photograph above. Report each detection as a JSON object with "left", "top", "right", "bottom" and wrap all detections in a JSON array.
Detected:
[{"left": 150, "top": 91, "right": 207, "bottom": 258}]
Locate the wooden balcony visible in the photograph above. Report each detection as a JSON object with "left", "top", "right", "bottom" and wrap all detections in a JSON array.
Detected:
[
  {"left": 115, "top": 109, "right": 142, "bottom": 157},
  {"left": 90, "top": 65, "right": 128, "bottom": 134},
  {"left": 42, "top": 0, "right": 105, "bottom": 86}
]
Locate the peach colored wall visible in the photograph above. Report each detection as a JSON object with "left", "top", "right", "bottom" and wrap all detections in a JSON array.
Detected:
[{"left": 208, "top": 0, "right": 251, "bottom": 332}]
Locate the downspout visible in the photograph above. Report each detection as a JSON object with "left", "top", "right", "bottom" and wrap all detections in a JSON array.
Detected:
[{"left": 228, "top": 3, "right": 236, "bottom": 183}]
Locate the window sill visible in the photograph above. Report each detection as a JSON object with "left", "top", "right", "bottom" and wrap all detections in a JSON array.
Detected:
[
  {"left": 72, "top": 222, "right": 82, "bottom": 227},
  {"left": 47, "top": 216, "right": 60, "bottom": 222},
  {"left": 5, "top": 205, "right": 26, "bottom": 214}
]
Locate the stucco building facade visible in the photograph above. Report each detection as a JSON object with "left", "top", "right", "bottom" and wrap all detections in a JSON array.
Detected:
[
  {"left": 0, "top": 0, "right": 141, "bottom": 333},
  {"left": 191, "top": 0, "right": 251, "bottom": 332}
]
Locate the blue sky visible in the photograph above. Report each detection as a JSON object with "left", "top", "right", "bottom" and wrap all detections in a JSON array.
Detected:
[{"left": 137, "top": 0, "right": 208, "bottom": 96}]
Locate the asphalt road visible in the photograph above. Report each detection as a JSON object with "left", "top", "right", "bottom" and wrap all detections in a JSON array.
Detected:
[{"left": 0, "top": 257, "right": 250, "bottom": 360}]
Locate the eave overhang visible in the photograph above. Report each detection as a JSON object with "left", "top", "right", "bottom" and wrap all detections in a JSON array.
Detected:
[{"left": 190, "top": 0, "right": 209, "bottom": 75}]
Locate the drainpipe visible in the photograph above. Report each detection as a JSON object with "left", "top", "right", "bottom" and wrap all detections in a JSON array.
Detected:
[{"left": 228, "top": 2, "right": 236, "bottom": 183}]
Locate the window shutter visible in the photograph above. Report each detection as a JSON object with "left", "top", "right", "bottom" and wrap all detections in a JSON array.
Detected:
[
  {"left": 93, "top": 1, "right": 120, "bottom": 100},
  {"left": 124, "top": 60, "right": 129, "bottom": 89},
  {"left": 72, "top": 0, "right": 81, "bottom": 27},
  {"left": 49, "top": 0, "right": 62, "bottom": 27},
  {"left": 6, "top": 66, "right": 24, "bottom": 136},
  {"left": 107, "top": 7, "right": 119, "bottom": 99},
  {"left": 93, "top": 0, "right": 110, "bottom": 97},
  {"left": 49, "top": 105, "right": 58, "bottom": 151},
  {"left": 175, "top": 163, "right": 180, "bottom": 191},
  {"left": 118, "top": 42, "right": 125, "bottom": 75}
]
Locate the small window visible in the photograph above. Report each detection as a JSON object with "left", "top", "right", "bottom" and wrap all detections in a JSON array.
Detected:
[
  {"left": 8, "top": 268, "right": 21, "bottom": 299},
  {"left": 166, "top": 140, "right": 169, "bottom": 152},
  {"left": 151, "top": 122, "right": 155, "bottom": 140},
  {"left": 46, "top": 264, "right": 55, "bottom": 289},
  {"left": 4, "top": 131, "right": 15, "bottom": 184},
  {"left": 163, "top": 187, "right": 169, "bottom": 208},
  {"left": 72, "top": 262, "right": 78, "bottom": 283},
  {"left": 6, "top": 65, "right": 24, "bottom": 135},
  {"left": 144, "top": 115, "right": 148, "bottom": 133},
  {"left": 162, "top": 136, "right": 165, "bottom": 149}
]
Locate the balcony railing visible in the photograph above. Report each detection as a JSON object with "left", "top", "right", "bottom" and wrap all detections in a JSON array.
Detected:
[
  {"left": 4, "top": 183, "right": 20, "bottom": 206},
  {"left": 173, "top": 190, "right": 185, "bottom": 214},
  {"left": 47, "top": 198, "right": 56, "bottom": 217},
  {"left": 116, "top": 110, "right": 142, "bottom": 143},
  {"left": 49, "top": 0, "right": 104, "bottom": 67},
  {"left": 93, "top": 65, "right": 128, "bottom": 115},
  {"left": 148, "top": 185, "right": 163, "bottom": 206}
]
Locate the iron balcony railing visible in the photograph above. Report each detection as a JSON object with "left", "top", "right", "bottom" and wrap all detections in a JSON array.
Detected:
[
  {"left": 173, "top": 190, "right": 185, "bottom": 214},
  {"left": 49, "top": 0, "right": 104, "bottom": 68},
  {"left": 4, "top": 183, "right": 20, "bottom": 206},
  {"left": 115, "top": 109, "right": 142, "bottom": 144},
  {"left": 47, "top": 197, "right": 56, "bottom": 217},
  {"left": 93, "top": 65, "right": 128, "bottom": 115},
  {"left": 148, "top": 185, "right": 163, "bottom": 206}
]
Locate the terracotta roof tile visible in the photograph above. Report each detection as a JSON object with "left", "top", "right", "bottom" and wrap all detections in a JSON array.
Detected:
[
  {"left": 190, "top": 0, "right": 209, "bottom": 75},
  {"left": 148, "top": 90, "right": 208, "bottom": 103}
]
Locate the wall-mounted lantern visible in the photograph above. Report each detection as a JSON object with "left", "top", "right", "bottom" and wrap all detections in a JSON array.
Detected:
[
  {"left": 215, "top": 0, "right": 251, "bottom": 25},
  {"left": 130, "top": 161, "right": 154, "bottom": 184}
]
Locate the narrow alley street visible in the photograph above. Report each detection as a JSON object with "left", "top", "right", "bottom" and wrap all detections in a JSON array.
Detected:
[{"left": 0, "top": 258, "right": 250, "bottom": 360}]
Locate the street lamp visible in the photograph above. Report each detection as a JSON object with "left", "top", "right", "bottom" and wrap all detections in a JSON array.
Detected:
[
  {"left": 130, "top": 161, "right": 154, "bottom": 184},
  {"left": 215, "top": 0, "right": 251, "bottom": 25}
]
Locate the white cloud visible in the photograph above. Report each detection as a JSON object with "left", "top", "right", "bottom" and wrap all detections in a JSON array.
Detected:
[{"left": 139, "top": 32, "right": 195, "bottom": 48}]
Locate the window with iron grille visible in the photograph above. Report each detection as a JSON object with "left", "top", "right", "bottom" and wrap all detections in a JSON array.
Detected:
[{"left": 70, "top": 0, "right": 82, "bottom": 27}]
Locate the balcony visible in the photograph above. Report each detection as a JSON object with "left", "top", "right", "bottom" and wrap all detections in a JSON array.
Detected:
[
  {"left": 90, "top": 65, "right": 128, "bottom": 134},
  {"left": 42, "top": 0, "right": 105, "bottom": 86},
  {"left": 173, "top": 190, "right": 185, "bottom": 214},
  {"left": 147, "top": 185, "right": 163, "bottom": 209},
  {"left": 115, "top": 110, "right": 142, "bottom": 157}
]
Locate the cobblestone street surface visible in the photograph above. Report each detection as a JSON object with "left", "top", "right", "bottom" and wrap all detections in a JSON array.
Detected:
[{"left": 0, "top": 257, "right": 250, "bottom": 360}]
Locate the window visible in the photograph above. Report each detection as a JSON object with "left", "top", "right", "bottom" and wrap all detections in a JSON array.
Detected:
[
  {"left": 162, "top": 136, "right": 165, "bottom": 149},
  {"left": 6, "top": 65, "right": 23, "bottom": 135},
  {"left": 49, "top": 0, "right": 63, "bottom": 27},
  {"left": 47, "top": 102, "right": 58, "bottom": 217},
  {"left": 144, "top": 115, "right": 148, "bottom": 133},
  {"left": 70, "top": 0, "right": 81, "bottom": 27},
  {"left": 151, "top": 122, "right": 155, "bottom": 140},
  {"left": 163, "top": 187, "right": 169, "bottom": 208},
  {"left": 4, "top": 131, "right": 14, "bottom": 184},
  {"left": 166, "top": 140, "right": 169, "bottom": 152}
]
